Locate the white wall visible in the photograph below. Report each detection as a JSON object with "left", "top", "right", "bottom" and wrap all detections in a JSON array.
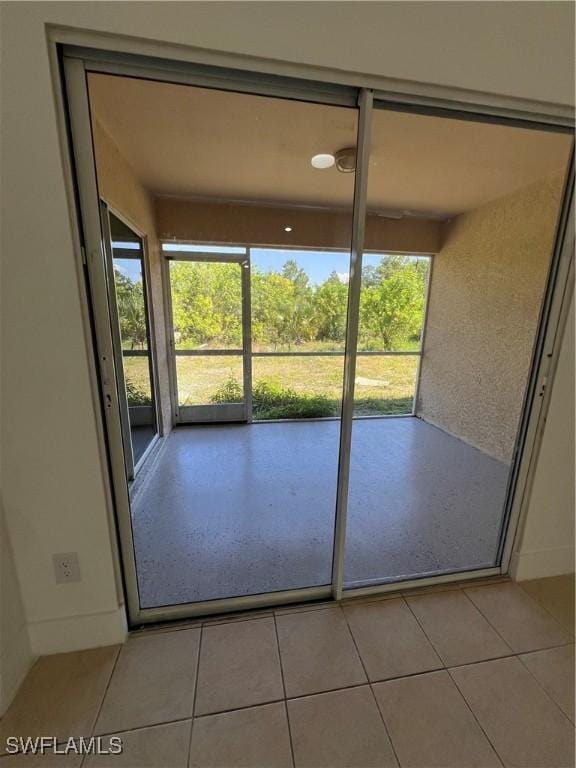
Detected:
[
  {"left": 0, "top": 500, "right": 34, "bottom": 715},
  {"left": 0, "top": 2, "right": 574, "bottom": 660},
  {"left": 0, "top": 3, "right": 36, "bottom": 699}
]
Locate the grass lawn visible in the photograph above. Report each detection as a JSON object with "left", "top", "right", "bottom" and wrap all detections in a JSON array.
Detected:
[{"left": 124, "top": 351, "right": 418, "bottom": 418}]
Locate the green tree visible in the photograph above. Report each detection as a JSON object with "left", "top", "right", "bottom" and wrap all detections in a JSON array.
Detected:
[
  {"left": 313, "top": 271, "right": 348, "bottom": 343},
  {"left": 252, "top": 260, "right": 315, "bottom": 349},
  {"left": 251, "top": 270, "right": 296, "bottom": 349},
  {"left": 361, "top": 264, "right": 380, "bottom": 287},
  {"left": 281, "top": 260, "right": 315, "bottom": 346},
  {"left": 360, "top": 257, "right": 426, "bottom": 350},
  {"left": 114, "top": 267, "right": 147, "bottom": 349},
  {"left": 165, "top": 252, "right": 429, "bottom": 354},
  {"left": 169, "top": 261, "right": 242, "bottom": 347}
]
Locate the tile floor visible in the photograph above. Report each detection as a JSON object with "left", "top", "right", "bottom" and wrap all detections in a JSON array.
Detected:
[{"left": 1, "top": 577, "right": 574, "bottom": 767}]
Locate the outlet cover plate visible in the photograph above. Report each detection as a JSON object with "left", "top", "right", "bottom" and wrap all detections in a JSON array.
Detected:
[{"left": 53, "top": 552, "right": 81, "bottom": 584}]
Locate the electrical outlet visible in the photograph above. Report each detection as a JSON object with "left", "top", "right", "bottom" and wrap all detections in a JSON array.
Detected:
[{"left": 53, "top": 552, "right": 81, "bottom": 584}]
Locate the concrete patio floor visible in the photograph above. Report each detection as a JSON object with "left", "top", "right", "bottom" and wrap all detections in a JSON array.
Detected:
[{"left": 131, "top": 417, "right": 509, "bottom": 608}]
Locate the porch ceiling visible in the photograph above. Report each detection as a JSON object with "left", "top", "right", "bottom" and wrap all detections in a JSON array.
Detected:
[{"left": 88, "top": 73, "right": 571, "bottom": 219}]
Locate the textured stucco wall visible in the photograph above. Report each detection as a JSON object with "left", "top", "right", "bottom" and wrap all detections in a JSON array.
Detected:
[
  {"left": 417, "top": 174, "right": 566, "bottom": 463},
  {"left": 92, "top": 119, "right": 172, "bottom": 434}
]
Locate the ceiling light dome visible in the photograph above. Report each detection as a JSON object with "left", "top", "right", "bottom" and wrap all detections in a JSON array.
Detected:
[{"left": 311, "top": 153, "right": 335, "bottom": 169}]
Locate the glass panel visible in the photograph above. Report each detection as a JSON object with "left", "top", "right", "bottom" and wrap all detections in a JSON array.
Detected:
[
  {"left": 113, "top": 258, "right": 149, "bottom": 351},
  {"left": 163, "top": 243, "right": 246, "bottom": 254},
  {"left": 169, "top": 261, "right": 243, "bottom": 350},
  {"left": 252, "top": 355, "right": 345, "bottom": 419},
  {"left": 88, "top": 71, "right": 357, "bottom": 608},
  {"left": 251, "top": 248, "right": 350, "bottom": 353},
  {"left": 123, "top": 355, "right": 153, "bottom": 402},
  {"left": 176, "top": 355, "right": 244, "bottom": 406},
  {"left": 353, "top": 355, "right": 418, "bottom": 416},
  {"left": 344, "top": 106, "right": 573, "bottom": 589},
  {"left": 108, "top": 213, "right": 158, "bottom": 466},
  {"left": 112, "top": 241, "right": 140, "bottom": 250},
  {"left": 358, "top": 254, "right": 430, "bottom": 352}
]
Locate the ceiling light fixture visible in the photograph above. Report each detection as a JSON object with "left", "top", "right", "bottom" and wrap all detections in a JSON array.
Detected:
[
  {"left": 334, "top": 147, "right": 356, "bottom": 173},
  {"left": 311, "top": 153, "right": 335, "bottom": 169},
  {"left": 284, "top": 226, "right": 293, "bottom": 232}
]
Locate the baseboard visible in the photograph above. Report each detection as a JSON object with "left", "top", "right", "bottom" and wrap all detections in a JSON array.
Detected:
[
  {"left": 510, "top": 545, "right": 575, "bottom": 581},
  {"left": 27, "top": 605, "right": 128, "bottom": 656}
]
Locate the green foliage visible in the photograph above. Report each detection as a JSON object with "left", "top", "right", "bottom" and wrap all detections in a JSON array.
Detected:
[
  {"left": 169, "top": 261, "right": 242, "bottom": 347},
  {"left": 252, "top": 379, "right": 335, "bottom": 419},
  {"left": 312, "top": 271, "right": 349, "bottom": 342},
  {"left": 114, "top": 268, "right": 147, "bottom": 349},
  {"left": 251, "top": 260, "right": 315, "bottom": 349},
  {"left": 353, "top": 396, "right": 413, "bottom": 416},
  {"left": 210, "top": 376, "right": 336, "bottom": 419},
  {"left": 167, "top": 253, "right": 428, "bottom": 353},
  {"left": 118, "top": 252, "right": 429, "bottom": 419},
  {"left": 209, "top": 375, "right": 244, "bottom": 404},
  {"left": 125, "top": 379, "right": 152, "bottom": 406},
  {"left": 210, "top": 376, "right": 414, "bottom": 420},
  {"left": 115, "top": 254, "right": 428, "bottom": 355},
  {"left": 359, "top": 257, "right": 427, "bottom": 350}
]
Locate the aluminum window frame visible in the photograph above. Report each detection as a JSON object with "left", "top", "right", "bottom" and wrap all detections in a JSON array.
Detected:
[
  {"left": 161, "top": 239, "right": 432, "bottom": 424},
  {"left": 55, "top": 36, "right": 574, "bottom": 626},
  {"left": 164, "top": 250, "right": 252, "bottom": 423}
]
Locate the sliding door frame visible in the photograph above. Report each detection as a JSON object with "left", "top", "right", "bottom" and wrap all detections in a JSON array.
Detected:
[
  {"left": 57, "top": 37, "right": 574, "bottom": 625},
  {"left": 99, "top": 201, "right": 136, "bottom": 480},
  {"left": 332, "top": 87, "right": 373, "bottom": 598}
]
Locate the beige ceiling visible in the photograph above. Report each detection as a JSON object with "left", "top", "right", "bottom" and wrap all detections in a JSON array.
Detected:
[{"left": 88, "top": 74, "right": 572, "bottom": 218}]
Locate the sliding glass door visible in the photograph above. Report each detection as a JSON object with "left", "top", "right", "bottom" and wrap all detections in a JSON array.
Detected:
[
  {"left": 121, "top": 81, "right": 358, "bottom": 608},
  {"left": 342, "top": 104, "right": 573, "bottom": 592},
  {"left": 66, "top": 49, "right": 573, "bottom": 623},
  {"left": 101, "top": 205, "right": 159, "bottom": 478}
]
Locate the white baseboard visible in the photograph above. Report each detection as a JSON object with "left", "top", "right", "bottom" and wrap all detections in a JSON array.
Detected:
[
  {"left": 27, "top": 605, "right": 128, "bottom": 656},
  {"left": 510, "top": 545, "right": 575, "bottom": 581}
]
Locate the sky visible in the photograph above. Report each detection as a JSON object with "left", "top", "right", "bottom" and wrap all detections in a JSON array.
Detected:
[
  {"left": 250, "top": 250, "right": 397, "bottom": 285},
  {"left": 114, "top": 256, "right": 143, "bottom": 283},
  {"left": 251, "top": 248, "right": 351, "bottom": 285},
  {"left": 115, "top": 242, "right": 402, "bottom": 287},
  {"left": 112, "top": 242, "right": 143, "bottom": 282},
  {"left": 115, "top": 244, "right": 357, "bottom": 286}
]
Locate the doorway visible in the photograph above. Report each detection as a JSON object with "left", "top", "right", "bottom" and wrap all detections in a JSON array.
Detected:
[
  {"left": 165, "top": 248, "right": 252, "bottom": 424},
  {"left": 63, "top": 50, "right": 574, "bottom": 623}
]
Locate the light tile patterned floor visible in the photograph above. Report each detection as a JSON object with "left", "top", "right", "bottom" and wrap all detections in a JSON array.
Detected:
[{"left": 1, "top": 577, "right": 574, "bottom": 767}]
